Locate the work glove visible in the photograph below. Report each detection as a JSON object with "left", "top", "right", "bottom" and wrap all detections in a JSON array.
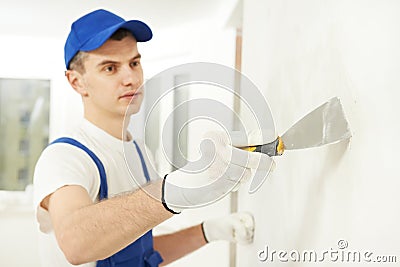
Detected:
[
  {"left": 228, "top": 129, "right": 277, "bottom": 191},
  {"left": 229, "top": 128, "right": 276, "bottom": 147},
  {"left": 162, "top": 130, "right": 273, "bottom": 214},
  {"left": 201, "top": 212, "right": 255, "bottom": 244}
]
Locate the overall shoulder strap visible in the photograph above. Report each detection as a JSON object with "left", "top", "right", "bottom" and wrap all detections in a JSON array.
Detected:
[
  {"left": 133, "top": 140, "right": 151, "bottom": 183},
  {"left": 50, "top": 137, "right": 108, "bottom": 200}
]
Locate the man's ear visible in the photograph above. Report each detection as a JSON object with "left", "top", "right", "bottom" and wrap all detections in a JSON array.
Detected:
[{"left": 65, "top": 70, "right": 88, "bottom": 97}]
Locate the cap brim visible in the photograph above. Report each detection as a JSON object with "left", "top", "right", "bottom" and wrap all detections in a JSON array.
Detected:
[{"left": 80, "top": 20, "right": 152, "bottom": 52}]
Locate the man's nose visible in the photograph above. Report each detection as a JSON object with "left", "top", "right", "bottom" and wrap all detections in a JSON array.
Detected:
[{"left": 121, "top": 66, "right": 140, "bottom": 87}]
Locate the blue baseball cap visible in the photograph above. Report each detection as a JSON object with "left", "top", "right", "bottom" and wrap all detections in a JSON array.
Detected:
[{"left": 64, "top": 9, "right": 152, "bottom": 69}]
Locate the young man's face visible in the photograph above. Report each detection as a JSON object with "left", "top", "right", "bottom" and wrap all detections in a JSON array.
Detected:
[{"left": 79, "top": 34, "right": 144, "bottom": 118}]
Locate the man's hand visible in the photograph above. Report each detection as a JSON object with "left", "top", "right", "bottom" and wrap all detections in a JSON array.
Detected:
[
  {"left": 229, "top": 128, "right": 276, "bottom": 147},
  {"left": 162, "top": 130, "right": 273, "bottom": 213},
  {"left": 201, "top": 212, "right": 255, "bottom": 244}
]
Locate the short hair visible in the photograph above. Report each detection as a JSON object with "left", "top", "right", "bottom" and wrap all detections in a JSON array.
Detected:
[{"left": 68, "top": 28, "right": 132, "bottom": 73}]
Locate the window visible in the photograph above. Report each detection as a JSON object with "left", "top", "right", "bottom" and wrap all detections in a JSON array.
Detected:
[{"left": 0, "top": 78, "right": 50, "bottom": 191}]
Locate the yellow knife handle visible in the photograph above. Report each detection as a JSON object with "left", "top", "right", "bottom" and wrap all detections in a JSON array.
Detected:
[
  {"left": 242, "top": 136, "right": 285, "bottom": 157},
  {"left": 242, "top": 146, "right": 257, "bottom": 152}
]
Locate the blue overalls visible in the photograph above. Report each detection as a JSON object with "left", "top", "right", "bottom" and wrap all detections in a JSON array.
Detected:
[{"left": 51, "top": 137, "right": 163, "bottom": 267}]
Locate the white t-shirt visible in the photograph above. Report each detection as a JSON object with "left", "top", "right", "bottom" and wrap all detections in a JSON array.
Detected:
[{"left": 33, "top": 119, "right": 159, "bottom": 267}]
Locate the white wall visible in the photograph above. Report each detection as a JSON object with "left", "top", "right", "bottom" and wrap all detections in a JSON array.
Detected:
[{"left": 238, "top": 0, "right": 400, "bottom": 266}]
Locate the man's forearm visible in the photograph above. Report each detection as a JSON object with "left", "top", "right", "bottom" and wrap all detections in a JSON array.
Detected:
[
  {"left": 154, "top": 224, "right": 207, "bottom": 266},
  {"left": 50, "top": 180, "right": 173, "bottom": 265}
]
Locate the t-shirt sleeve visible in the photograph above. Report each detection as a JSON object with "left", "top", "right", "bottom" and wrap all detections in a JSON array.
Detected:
[{"left": 33, "top": 143, "right": 100, "bottom": 233}]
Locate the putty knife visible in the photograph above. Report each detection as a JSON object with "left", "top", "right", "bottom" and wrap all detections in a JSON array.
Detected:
[{"left": 245, "top": 97, "right": 351, "bottom": 193}]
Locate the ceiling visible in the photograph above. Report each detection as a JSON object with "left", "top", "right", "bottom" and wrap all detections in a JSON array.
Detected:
[{"left": 0, "top": 0, "right": 238, "bottom": 38}]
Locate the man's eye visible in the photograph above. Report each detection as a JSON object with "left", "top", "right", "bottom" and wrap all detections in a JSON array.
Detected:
[
  {"left": 130, "top": 61, "right": 140, "bottom": 67},
  {"left": 105, "top": 65, "right": 115, "bottom": 72}
]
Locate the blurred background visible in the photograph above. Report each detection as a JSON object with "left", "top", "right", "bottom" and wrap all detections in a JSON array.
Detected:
[{"left": 1, "top": 0, "right": 400, "bottom": 266}]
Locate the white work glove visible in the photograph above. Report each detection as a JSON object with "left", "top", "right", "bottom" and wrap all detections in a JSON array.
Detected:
[
  {"left": 201, "top": 212, "right": 255, "bottom": 244},
  {"left": 162, "top": 130, "right": 272, "bottom": 214},
  {"left": 229, "top": 128, "right": 277, "bottom": 192},
  {"left": 229, "top": 128, "right": 276, "bottom": 147}
]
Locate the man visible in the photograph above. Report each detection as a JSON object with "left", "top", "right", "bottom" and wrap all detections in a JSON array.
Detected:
[{"left": 34, "top": 9, "right": 270, "bottom": 267}]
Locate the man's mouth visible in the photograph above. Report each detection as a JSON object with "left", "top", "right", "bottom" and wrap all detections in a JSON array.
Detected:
[{"left": 120, "top": 90, "right": 141, "bottom": 99}]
